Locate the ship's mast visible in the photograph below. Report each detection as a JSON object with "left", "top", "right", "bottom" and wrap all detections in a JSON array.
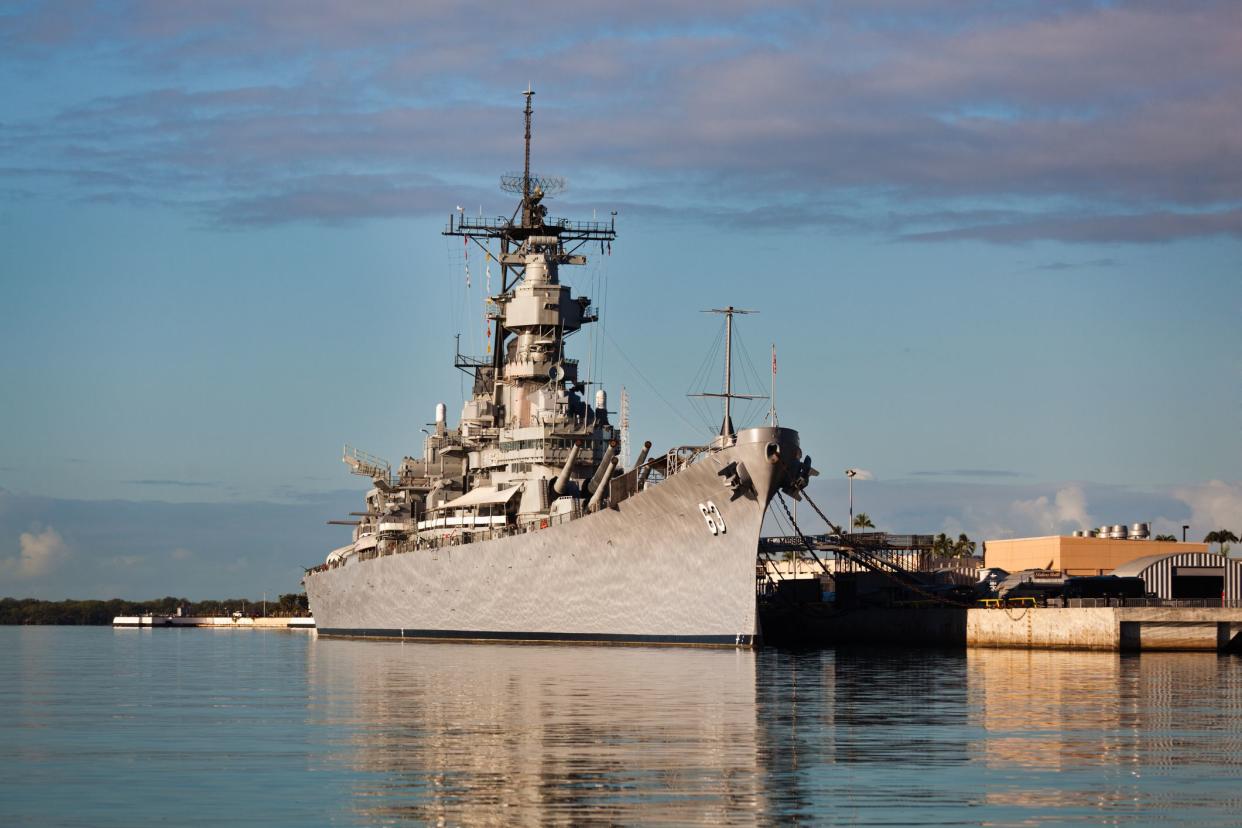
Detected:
[
  {"left": 769, "top": 343, "right": 778, "bottom": 427},
  {"left": 724, "top": 310, "right": 734, "bottom": 432},
  {"left": 443, "top": 89, "right": 617, "bottom": 431},
  {"left": 522, "top": 85, "right": 533, "bottom": 227},
  {"left": 693, "top": 307, "right": 763, "bottom": 440}
]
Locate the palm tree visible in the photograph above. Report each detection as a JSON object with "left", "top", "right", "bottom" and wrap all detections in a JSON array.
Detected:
[
  {"left": 852, "top": 512, "right": 875, "bottom": 530},
  {"left": 953, "top": 533, "right": 977, "bottom": 558},
  {"left": 1153, "top": 533, "right": 1178, "bottom": 542},
  {"left": 931, "top": 533, "right": 953, "bottom": 557},
  {"left": 1204, "top": 530, "right": 1238, "bottom": 554}
]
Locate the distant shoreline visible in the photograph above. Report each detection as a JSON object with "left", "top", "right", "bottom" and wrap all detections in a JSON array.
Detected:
[{"left": 1, "top": 596, "right": 308, "bottom": 626}]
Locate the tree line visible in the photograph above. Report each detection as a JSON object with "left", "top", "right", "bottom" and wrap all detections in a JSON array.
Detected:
[
  {"left": 1153, "top": 530, "right": 1238, "bottom": 552},
  {"left": 0, "top": 593, "right": 309, "bottom": 625}
]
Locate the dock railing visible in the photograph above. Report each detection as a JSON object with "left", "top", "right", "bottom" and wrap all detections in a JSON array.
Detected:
[{"left": 982, "top": 597, "right": 1242, "bottom": 609}]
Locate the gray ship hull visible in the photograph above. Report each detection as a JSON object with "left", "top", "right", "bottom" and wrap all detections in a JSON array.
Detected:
[{"left": 306, "top": 429, "right": 799, "bottom": 647}]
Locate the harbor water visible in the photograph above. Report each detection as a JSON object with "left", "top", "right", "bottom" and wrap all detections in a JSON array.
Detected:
[{"left": 2, "top": 627, "right": 1240, "bottom": 825}]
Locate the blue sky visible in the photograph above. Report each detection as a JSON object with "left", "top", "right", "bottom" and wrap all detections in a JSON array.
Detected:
[{"left": 1, "top": 0, "right": 1239, "bottom": 599}]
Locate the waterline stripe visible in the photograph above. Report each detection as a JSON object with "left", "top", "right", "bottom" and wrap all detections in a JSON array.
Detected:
[{"left": 317, "top": 628, "right": 754, "bottom": 647}]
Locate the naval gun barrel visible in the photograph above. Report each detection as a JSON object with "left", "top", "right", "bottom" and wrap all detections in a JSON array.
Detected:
[
  {"left": 553, "top": 441, "right": 582, "bottom": 495},
  {"left": 587, "top": 440, "right": 617, "bottom": 494},
  {"left": 638, "top": 443, "right": 657, "bottom": 488},
  {"left": 633, "top": 440, "right": 651, "bottom": 471},
  {"left": 587, "top": 457, "right": 618, "bottom": 510}
]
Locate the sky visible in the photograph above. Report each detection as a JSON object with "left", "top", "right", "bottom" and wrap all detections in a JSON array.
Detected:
[{"left": 1, "top": 0, "right": 1239, "bottom": 599}]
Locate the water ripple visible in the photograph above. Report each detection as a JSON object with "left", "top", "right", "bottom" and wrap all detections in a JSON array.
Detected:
[{"left": 1, "top": 629, "right": 1240, "bottom": 825}]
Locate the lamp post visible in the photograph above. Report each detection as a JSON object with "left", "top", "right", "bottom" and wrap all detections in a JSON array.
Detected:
[
  {"left": 845, "top": 469, "right": 858, "bottom": 534},
  {"left": 1182, "top": 524, "right": 1190, "bottom": 543}
]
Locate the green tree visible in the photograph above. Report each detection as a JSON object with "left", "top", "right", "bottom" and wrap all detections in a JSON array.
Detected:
[
  {"left": 1204, "top": 530, "right": 1238, "bottom": 554},
  {"left": 953, "top": 533, "right": 977, "bottom": 558},
  {"left": 1154, "top": 533, "right": 1178, "bottom": 542},
  {"left": 852, "top": 512, "right": 875, "bottom": 530},
  {"left": 276, "top": 592, "right": 309, "bottom": 615}
]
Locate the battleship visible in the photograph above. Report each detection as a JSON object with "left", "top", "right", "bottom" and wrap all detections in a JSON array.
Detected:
[{"left": 304, "top": 91, "right": 815, "bottom": 646}]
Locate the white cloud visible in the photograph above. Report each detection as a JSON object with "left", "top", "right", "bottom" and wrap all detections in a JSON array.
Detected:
[
  {"left": 1008, "top": 485, "right": 1093, "bottom": 537},
  {"left": 2, "top": 526, "right": 70, "bottom": 579},
  {"left": 170, "top": 547, "right": 194, "bottom": 561},
  {"left": 1174, "top": 480, "right": 1242, "bottom": 539}
]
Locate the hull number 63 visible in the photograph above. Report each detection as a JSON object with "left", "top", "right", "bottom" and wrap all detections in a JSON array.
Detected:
[{"left": 698, "top": 501, "right": 726, "bottom": 535}]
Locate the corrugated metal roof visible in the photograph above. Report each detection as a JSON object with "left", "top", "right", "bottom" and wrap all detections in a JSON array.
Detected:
[
  {"left": 1111, "top": 552, "right": 1242, "bottom": 600},
  {"left": 1112, "top": 551, "right": 1234, "bottom": 576}
]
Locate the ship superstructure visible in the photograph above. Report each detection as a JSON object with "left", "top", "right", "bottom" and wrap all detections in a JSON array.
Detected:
[{"left": 305, "top": 91, "right": 812, "bottom": 646}]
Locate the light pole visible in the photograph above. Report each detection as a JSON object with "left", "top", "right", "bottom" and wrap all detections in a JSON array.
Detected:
[
  {"left": 845, "top": 469, "right": 858, "bottom": 534},
  {"left": 1182, "top": 524, "right": 1190, "bottom": 543}
]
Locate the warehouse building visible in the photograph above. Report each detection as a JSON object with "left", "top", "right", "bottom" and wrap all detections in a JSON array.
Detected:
[
  {"left": 984, "top": 530, "right": 1208, "bottom": 577},
  {"left": 1112, "top": 552, "right": 1242, "bottom": 603}
]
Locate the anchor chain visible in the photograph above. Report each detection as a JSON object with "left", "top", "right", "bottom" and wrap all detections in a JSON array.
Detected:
[{"left": 774, "top": 468, "right": 973, "bottom": 609}]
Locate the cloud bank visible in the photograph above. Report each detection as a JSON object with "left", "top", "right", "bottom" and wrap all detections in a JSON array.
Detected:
[
  {"left": 1, "top": 1, "right": 1239, "bottom": 241},
  {"left": 0, "top": 486, "right": 357, "bottom": 599},
  {"left": 791, "top": 477, "right": 1241, "bottom": 545}
]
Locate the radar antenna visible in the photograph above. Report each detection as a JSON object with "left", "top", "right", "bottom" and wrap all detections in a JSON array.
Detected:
[
  {"left": 500, "top": 173, "right": 567, "bottom": 197},
  {"left": 498, "top": 86, "right": 567, "bottom": 227}
]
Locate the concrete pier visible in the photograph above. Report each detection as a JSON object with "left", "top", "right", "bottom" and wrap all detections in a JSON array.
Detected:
[
  {"left": 969, "top": 606, "right": 1242, "bottom": 652},
  {"left": 759, "top": 604, "right": 1242, "bottom": 652}
]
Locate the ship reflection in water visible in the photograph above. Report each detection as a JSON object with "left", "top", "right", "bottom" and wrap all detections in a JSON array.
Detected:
[
  {"left": 307, "top": 641, "right": 765, "bottom": 824},
  {"left": 306, "top": 640, "right": 1242, "bottom": 824}
]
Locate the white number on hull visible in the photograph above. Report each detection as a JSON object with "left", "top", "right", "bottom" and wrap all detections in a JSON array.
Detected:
[{"left": 698, "top": 501, "right": 726, "bottom": 535}]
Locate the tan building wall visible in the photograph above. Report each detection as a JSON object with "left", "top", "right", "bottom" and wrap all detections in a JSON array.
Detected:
[{"left": 984, "top": 536, "right": 1210, "bottom": 576}]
